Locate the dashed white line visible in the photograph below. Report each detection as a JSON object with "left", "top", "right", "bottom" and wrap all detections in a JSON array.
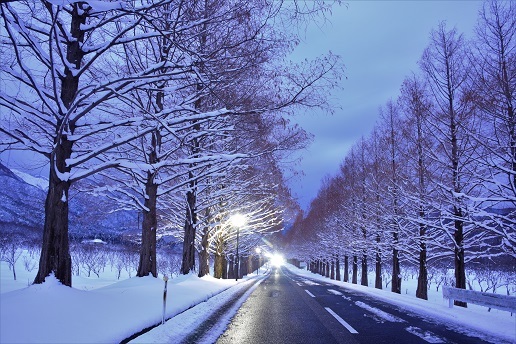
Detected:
[
  {"left": 305, "top": 289, "right": 315, "bottom": 298},
  {"left": 325, "top": 307, "right": 359, "bottom": 334}
]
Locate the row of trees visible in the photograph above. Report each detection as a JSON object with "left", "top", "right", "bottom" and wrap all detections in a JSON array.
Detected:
[
  {"left": 0, "top": 1, "right": 342, "bottom": 286},
  {"left": 285, "top": 0, "right": 514, "bottom": 306}
]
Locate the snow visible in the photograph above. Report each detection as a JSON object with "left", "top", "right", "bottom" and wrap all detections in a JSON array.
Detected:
[
  {"left": 327, "top": 288, "right": 343, "bottom": 295},
  {"left": 11, "top": 170, "right": 48, "bottom": 191},
  {"left": 405, "top": 326, "right": 448, "bottom": 343},
  {"left": 131, "top": 275, "right": 265, "bottom": 344},
  {"left": 0, "top": 255, "right": 260, "bottom": 344},
  {"left": 1, "top": 256, "right": 514, "bottom": 344},
  {"left": 355, "top": 300, "right": 406, "bottom": 323}
]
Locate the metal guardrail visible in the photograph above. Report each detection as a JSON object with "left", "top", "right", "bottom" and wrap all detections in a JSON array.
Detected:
[{"left": 443, "top": 286, "right": 516, "bottom": 313}]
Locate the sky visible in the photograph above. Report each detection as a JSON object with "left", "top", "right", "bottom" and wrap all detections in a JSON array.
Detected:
[{"left": 287, "top": 1, "right": 483, "bottom": 211}]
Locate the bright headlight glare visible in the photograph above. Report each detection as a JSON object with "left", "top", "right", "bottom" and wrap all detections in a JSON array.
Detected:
[{"left": 270, "top": 253, "right": 284, "bottom": 267}]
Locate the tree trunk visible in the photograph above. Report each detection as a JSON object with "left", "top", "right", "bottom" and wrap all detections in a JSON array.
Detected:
[
  {"left": 136, "top": 170, "right": 158, "bottom": 277},
  {"left": 375, "top": 248, "right": 382, "bottom": 289},
  {"left": 392, "top": 244, "right": 401, "bottom": 293},
  {"left": 198, "top": 225, "right": 210, "bottom": 277},
  {"left": 214, "top": 253, "right": 223, "bottom": 279},
  {"left": 416, "top": 227, "right": 428, "bottom": 300},
  {"left": 344, "top": 255, "right": 349, "bottom": 282},
  {"left": 34, "top": 151, "right": 72, "bottom": 286},
  {"left": 180, "top": 177, "right": 197, "bottom": 274},
  {"left": 214, "top": 235, "right": 224, "bottom": 279},
  {"left": 330, "top": 260, "right": 335, "bottom": 280},
  {"left": 34, "top": 2, "right": 88, "bottom": 287},
  {"left": 454, "top": 215, "right": 467, "bottom": 307},
  {"left": 325, "top": 261, "right": 330, "bottom": 278},
  {"left": 335, "top": 255, "right": 341, "bottom": 281},
  {"left": 416, "top": 102, "right": 428, "bottom": 300},
  {"left": 247, "top": 255, "right": 253, "bottom": 274},
  {"left": 137, "top": 130, "right": 160, "bottom": 278},
  {"left": 361, "top": 254, "right": 368, "bottom": 286},
  {"left": 352, "top": 255, "right": 358, "bottom": 284},
  {"left": 227, "top": 255, "right": 234, "bottom": 279},
  {"left": 222, "top": 254, "right": 228, "bottom": 279},
  {"left": 239, "top": 256, "right": 246, "bottom": 278}
]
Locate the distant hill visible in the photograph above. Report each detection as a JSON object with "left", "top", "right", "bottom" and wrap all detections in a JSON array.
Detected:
[
  {"left": 11, "top": 169, "right": 49, "bottom": 191},
  {"left": 0, "top": 162, "right": 46, "bottom": 240},
  {"left": 0, "top": 162, "right": 140, "bottom": 245}
]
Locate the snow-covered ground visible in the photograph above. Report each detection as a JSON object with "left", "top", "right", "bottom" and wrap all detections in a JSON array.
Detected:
[
  {"left": 1, "top": 253, "right": 515, "bottom": 344},
  {"left": 0, "top": 255, "right": 263, "bottom": 343}
]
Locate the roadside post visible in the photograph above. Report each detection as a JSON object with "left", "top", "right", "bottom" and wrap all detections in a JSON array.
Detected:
[{"left": 162, "top": 275, "right": 169, "bottom": 325}]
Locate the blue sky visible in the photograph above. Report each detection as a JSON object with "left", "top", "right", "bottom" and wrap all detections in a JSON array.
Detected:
[{"left": 287, "top": 0, "right": 483, "bottom": 211}]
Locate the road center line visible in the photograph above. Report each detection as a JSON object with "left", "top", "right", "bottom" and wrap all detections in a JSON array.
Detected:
[
  {"left": 305, "top": 289, "right": 315, "bottom": 297},
  {"left": 324, "top": 307, "right": 359, "bottom": 334}
]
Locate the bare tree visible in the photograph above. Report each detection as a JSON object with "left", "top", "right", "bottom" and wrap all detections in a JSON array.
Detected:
[
  {"left": 419, "top": 22, "right": 478, "bottom": 306},
  {"left": 398, "top": 74, "right": 434, "bottom": 299},
  {"left": 469, "top": 0, "right": 516, "bottom": 257},
  {"left": 0, "top": 0, "right": 183, "bottom": 286},
  {"left": 0, "top": 236, "right": 23, "bottom": 280}
]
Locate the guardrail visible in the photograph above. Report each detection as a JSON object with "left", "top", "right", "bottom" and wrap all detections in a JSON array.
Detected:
[{"left": 443, "top": 286, "right": 516, "bottom": 313}]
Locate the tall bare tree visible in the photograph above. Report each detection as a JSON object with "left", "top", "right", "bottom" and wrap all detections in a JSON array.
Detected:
[
  {"left": 0, "top": 1, "right": 176, "bottom": 286},
  {"left": 399, "top": 74, "right": 434, "bottom": 299},
  {"left": 419, "top": 22, "right": 477, "bottom": 306},
  {"left": 470, "top": 0, "right": 516, "bottom": 257}
]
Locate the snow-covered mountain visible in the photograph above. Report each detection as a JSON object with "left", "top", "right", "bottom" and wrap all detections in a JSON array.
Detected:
[
  {"left": 0, "top": 163, "right": 45, "bottom": 241},
  {"left": 11, "top": 169, "right": 49, "bottom": 191},
  {"left": 0, "top": 163, "right": 138, "bottom": 244}
]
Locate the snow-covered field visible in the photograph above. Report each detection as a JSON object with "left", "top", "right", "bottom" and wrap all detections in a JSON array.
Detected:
[
  {"left": 1, "top": 251, "right": 515, "bottom": 343},
  {"left": 0, "top": 250, "right": 263, "bottom": 343}
]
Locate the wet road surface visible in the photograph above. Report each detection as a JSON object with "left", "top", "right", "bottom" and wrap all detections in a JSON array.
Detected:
[{"left": 216, "top": 267, "right": 501, "bottom": 344}]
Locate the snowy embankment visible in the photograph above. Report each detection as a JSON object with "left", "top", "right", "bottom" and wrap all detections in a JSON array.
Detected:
[
  {"left": 285, "top": 265, "right": 516, "bottom": 344},
  {"left": 0, "top": 262, "right": 261, "bottom": 344}
]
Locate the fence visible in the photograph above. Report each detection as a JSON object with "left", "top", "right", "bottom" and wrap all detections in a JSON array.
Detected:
[{"left": 443, "top": 286, "right": 516, "bottom": 313}]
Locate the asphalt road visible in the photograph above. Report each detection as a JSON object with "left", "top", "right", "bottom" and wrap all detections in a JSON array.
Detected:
[{"left": 216, "top": 266, "right": 500, "bottom": 344}]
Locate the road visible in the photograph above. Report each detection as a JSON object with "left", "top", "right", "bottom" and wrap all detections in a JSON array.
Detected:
[{"left": 216, "top": 266, "right": 497, "bottom": 344}]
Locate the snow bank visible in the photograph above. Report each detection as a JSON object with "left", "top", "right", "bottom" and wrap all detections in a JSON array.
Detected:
[{"left": 0, "top": 272, "right": 245, "bottom": 343}]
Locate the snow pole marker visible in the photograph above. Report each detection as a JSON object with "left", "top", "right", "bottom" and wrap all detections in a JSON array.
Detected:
[{"left": 162, "top": 275, "right": 169, "bottom": 325}]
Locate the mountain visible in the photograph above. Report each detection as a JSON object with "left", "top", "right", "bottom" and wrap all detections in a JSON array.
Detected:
[
  {"left": 0, "top": 162, "right": 138, "bottom": 244},
  {"left": 0, "top": 162, "right": 46, "bottom": 240},
  {"left": 11, "top": 169, "right": 49, "bottom": 191}
]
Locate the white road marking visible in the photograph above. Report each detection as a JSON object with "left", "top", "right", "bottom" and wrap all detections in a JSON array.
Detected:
[
  {"left": 325, "top": 307, "right": 359, "bottom": 334},
  {"left": 405, "top": 326, "right": 447, "bottom": 343},
  {"left": 355, "top": 301, "right": 405, "bottom": 323},
  {"left": 305, "top": 289, "right": 315, "bottom": 298},
  {"left": 296, "top": 282, "right": 303, "bottom": 286}
]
